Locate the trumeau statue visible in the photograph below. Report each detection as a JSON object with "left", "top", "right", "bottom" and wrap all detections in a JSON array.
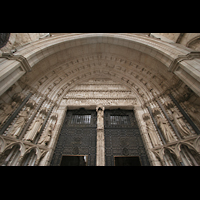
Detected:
[
  {"left": 0, "top": 102, "right": 17, "bottom": 125},
  {"left": 156, "top": 115, "right": 176, "bottom": 142},
  {"left": 146, "top": 119, "right": 161, "bottom": 147},
  {"left": 23, "top": 114, "right": 44, "bottom": 142},
  {"left": 170, "top": 108, "right": 192, "bottom": 137},
  {"left": 96, "top": 105, "right": 104, "bottom": 129},
  {"left": 9, "top": 107, "right": 30, "bottom": 138}
]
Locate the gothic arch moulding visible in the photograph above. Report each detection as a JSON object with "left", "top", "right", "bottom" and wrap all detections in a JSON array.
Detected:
[
  {"left": 17, "top": 52, "right": 180, "bottom": 107},
  {"left": 1, "top": 33, "right": 200, "bottom": 98}
]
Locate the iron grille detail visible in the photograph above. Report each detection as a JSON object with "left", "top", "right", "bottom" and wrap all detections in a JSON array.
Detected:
[
  {"left": 50, "top": 109, "right": 96, "bottom": 166},
  {"left": 104, "top": 109, "right": 150, "bottom": 166},
  {"left": 110, "top": 115, "right": 130, "bottom": 125},
  {"left": 70, "top": 115, "right": 91, "bottom": 125}
]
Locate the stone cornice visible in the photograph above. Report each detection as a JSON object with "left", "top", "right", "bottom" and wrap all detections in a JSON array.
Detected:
[
  {"left": 168, "top": 51, "right": 200, "bottom": 72},
  {"left": 1, "top": 53, "right": 32, "bottom": 72}
]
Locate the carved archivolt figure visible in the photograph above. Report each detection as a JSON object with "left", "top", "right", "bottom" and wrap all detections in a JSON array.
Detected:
[
  {"left": 12, "top": 92, "right": 25, "bottom": 103},
  {"left": 0, "top": 102, "right": 17, "bottom": 125},
  {"left": 34, "top": 81, "right": 41, "bottom": 90},
  {"left": 146, "top": 119, "right": 161, "bottom": 147},
  {"left": 23, "top": 114, "right": 44, "bottom": 142},
  {"left": 156, "top": 115, "right": 176, "bottom": 142},
  {"left": 170, "top": 108, "right": 192, "bottom": 138},
  {"left": 9, "top": 107, "right": 30, "bottom": 138}
]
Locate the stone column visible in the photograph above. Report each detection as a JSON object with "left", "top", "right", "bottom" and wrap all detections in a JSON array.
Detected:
[{"left": 96, "top": 105, "right": 105, "bottom": 166}]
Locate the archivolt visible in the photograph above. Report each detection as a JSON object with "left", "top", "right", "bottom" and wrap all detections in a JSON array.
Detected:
[{"left": 19, "top": 53, "right": 180, "bottom": 106}]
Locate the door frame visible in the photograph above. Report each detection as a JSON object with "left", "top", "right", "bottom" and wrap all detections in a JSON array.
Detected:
[{"left": 47, "top": 104, "right": 153, "bottom": 166}]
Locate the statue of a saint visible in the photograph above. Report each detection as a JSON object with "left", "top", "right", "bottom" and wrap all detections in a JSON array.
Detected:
[
  {"left": 38, "top": 113, "right": 57, "bottom": 146},
  {"left": 156, "top": 115, "right": 176, "bottom": 142},
  {"left": 146, "top": 119, "right": 160, "bottom": 147},
  {"left": 171, "top": 108, "right": 192, "bottom": 138},
  {"left": 9, "top": 107, "right": 30, "bottom": 138},
  {"left": 37, "top": 124, "right": 53, "bottom": 146},
  {"left": 23, "top": 114, "right": 44, "bottom": 142},
  {"left": 96, "top": 106, "right": 104, "bottom": 129}
]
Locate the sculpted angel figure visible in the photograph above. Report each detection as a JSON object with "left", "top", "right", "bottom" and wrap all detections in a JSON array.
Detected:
[
  {"left": 156, "top": 115, "right": 176, "bottom": 142},
  {"left": 9, "top": 107, "right": 30, "bottom": 138},
  {"left": 170, "top": 108, "right": 192, "bottom": 137}
]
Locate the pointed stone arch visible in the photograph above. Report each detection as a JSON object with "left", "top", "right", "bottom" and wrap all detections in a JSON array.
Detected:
[
  {"left": 1, "top": 33, "right": 200, "bottom": 98},
  {"left": 2, "top": 141, "right": 25, "bottom": 156}
]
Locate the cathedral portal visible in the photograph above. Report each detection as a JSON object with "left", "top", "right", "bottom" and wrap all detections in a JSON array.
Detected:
[{"left": 1, "top": 33, "right": 200, "bottom": 166}]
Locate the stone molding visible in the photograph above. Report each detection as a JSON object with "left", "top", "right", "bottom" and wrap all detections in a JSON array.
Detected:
[
  {"left": 1, "top": 33, "right": 200, "bottom": 98},
  {"left": 168, "top": 51, "right": 200, "bottom": 72},
  {"left": 1, "top": 53, "right": 32, "bottom": 72}
]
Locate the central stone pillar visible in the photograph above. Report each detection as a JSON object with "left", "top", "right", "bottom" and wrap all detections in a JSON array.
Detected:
[{"left": 96, "top": 105, "right": 105, "bottom": 166}]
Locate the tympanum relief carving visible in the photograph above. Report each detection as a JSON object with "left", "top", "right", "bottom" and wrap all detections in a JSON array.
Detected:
[{"left": 63, "top": 78, "right": 138, "bottom": 106}]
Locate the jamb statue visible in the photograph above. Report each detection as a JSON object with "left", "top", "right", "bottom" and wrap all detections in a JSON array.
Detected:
[
  {"left": 23, "top": 114, "right": 44, "bottom": 142},
  {"left": 156, "top": 115, "right": 176, "bottom": 142},
  {"left": 9, "top": 107, "right": 30, "bottom": 138},
  {"left": 170, "top": 108, "right": 192, "bottom": 138}
]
